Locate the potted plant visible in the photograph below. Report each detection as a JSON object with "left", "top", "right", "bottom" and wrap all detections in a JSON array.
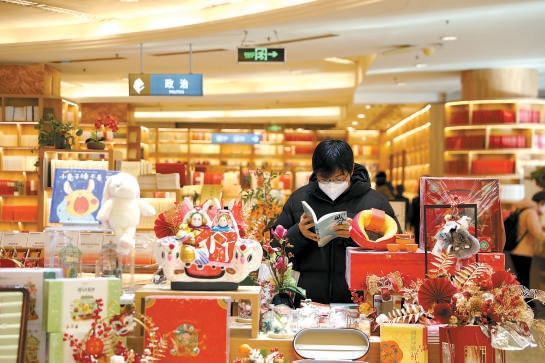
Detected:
[
  {"left": 85, "top": 114, "right": 119, "bottom": 150},
  {"left": 34, "top": 113, "right": 83, "bottom": 150}
]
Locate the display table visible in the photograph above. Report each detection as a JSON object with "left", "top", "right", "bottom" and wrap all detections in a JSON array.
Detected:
[
  {"left": 131, "top": 284, "right": 442, "bottom": 362},
  {"left": 134, "top": 283, "right": 261, "bottom": 338}
]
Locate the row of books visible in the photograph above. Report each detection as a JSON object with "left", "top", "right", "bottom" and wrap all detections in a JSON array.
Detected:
[
  {"left": 1, "top": 155, "right": 37, "bottom": 171},
  {"left": 4, "top": 105, "right": 40, "bottom": 121}
]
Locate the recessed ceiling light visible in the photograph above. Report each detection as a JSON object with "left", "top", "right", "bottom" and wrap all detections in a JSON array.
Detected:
[
  {"left": 416, "top": 63, "right": 427, "bottom": 68},
  {"left": 352, "top": 121, "right": 358, "bottom": 125},
  {"left": 324, "top": 57, "right": 355, "bottom": 65},
  {"left": 365, "top": 105, "right": 371, "bottom": 109},
  {"left": 357, "top": 114, "right": 365, "bottom": 119},
  {"left": 440, "top": 35, "right": 457, "bottom": 41}
]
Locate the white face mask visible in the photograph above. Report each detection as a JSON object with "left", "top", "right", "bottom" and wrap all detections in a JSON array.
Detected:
[{"left": 318, "top": 181, "right": 349, "bottom": 201}]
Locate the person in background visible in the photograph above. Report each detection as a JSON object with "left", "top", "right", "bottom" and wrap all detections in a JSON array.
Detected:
[
  {"left": 510, "top": 190, "right": 545, "bottom": 288},
  {"left": 272, "top": 139, "right": 401, "bottom": 305},
  {"left": 394, "top": 184, "right": 410, "bottom": 231},
  {"left": 409, "top": 191, "right": 421, "bottom": 244},
  {"left": 375, "top": 171, "right": 395, "bottom": 201}
]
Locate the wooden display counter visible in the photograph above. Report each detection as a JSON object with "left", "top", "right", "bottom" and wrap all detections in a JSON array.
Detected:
[
  {"left": 131, "top": 284, "right": 441, "bottom": 362},
  {"left": 229, "top": 331, "right": 440, "bottom": 362}
]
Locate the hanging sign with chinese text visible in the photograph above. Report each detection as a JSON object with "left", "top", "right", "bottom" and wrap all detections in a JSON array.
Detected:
[
  {"left": 212, "top": 133, "right": 262, "bottom": 144},
  {"left": 128, "top": 73, "right": 203, "bottom": 96}
]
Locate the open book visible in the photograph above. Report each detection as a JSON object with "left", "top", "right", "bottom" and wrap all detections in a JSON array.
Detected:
[{"left": 302, "top": 201, "right": 348, "bottom": 247}]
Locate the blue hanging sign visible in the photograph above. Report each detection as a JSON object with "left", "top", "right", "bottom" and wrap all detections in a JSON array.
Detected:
[
  {"left": 128, "top": 73, "right": 203, "bottom": 96},
  {"left": 212, "top": 133, "right": 262, "bottom": 144}
]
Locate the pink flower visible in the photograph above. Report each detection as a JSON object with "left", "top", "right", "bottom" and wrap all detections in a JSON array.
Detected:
[{"left": 271, "top": 225, "right": 288, "bottom": 240}]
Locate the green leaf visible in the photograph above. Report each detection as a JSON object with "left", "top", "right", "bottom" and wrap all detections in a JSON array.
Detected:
[{"left": 280, "top": 285, "right": 306, "bottom": 298}]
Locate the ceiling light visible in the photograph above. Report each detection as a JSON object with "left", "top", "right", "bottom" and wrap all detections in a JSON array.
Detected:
[
  {"left": 440, "top": 35, "right": 457, "bottom": 41},
  {"left": 352, "top": 121, "right": 358, "bottom": 125},
  {"left": 324, "top": 57, "right": 355, "bottom": 65},
  {"left": 416, "top": 63, "right": 427, "bottom": 68},
  {"left": 0, "top": 0, "right": 111, "bottom": 21},
  {"left": 134, "top": 107, "right": 341, "bottom": 119},
  {"left": 422, "top": 47, "right": 435, "bottom": 56},
  {"left": 357, "top": 114, "right": 365, "bottom": 119}
]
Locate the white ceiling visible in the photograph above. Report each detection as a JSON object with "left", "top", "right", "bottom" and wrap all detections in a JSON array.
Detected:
[{"left": 1, "top": 0, "right": 544, "bottom": 130}]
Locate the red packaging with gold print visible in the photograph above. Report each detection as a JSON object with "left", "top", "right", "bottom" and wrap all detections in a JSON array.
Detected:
[{"left": 144, "top": 295, "right": 231, "bottom": 362}]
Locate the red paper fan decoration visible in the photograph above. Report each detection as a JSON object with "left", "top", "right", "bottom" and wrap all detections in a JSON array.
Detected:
[
  {"left": 154, "top": 204, "right": 184, "bottom": 238},
  {"left": 417, "top": 277, "right": 458, "bottom": 311}
]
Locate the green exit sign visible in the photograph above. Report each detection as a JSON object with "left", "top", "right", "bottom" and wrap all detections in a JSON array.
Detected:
[{"left": 237, "top": 47, "right": 286, "bottom": 63}]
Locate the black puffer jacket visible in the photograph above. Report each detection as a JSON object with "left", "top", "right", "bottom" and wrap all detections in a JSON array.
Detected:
[{"left": 273, "top": 163, "right": 400, "bottom": 304}]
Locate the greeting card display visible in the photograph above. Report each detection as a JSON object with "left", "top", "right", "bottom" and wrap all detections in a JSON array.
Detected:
[
  {"left": 419, "top": 177, "right": 504, "bottom": 252},
  {"left": 49, "top": 168, "right": 119, "bottom": 224}
]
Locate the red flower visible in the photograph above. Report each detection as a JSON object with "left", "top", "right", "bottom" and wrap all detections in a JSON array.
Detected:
[
  {"left": 433, "top": 303, "right": 453, "bottom": 323},
  {"left": 491, "top": 270, "right": 519, "bottom": 288}
]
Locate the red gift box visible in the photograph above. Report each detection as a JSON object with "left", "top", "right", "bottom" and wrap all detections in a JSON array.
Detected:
[
  {"left": 144, "top": 295, "right": 231, "bottom": 362},
  {"left": 439, "top": 325, "right": 505, "bottom": 363},
  {"left": 345, "top": 247, "right": 426, "bottom": 290},
  {"left": 420, "top": 177, "right": 505, "bottom": 252}
]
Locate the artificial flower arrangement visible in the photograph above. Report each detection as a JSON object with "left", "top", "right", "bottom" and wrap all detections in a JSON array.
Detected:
[
  {"left": 85, "top": 114, "right": 119, "bottom": 144},
  {"left": 63, "top": 300, "right": 167, "bottom": 363},
  {"left": 352, "top": 252, "right": 545, "bottom": 351},
  {"left": 240, "top": 168, "right": 285, "bottom": 244},
  {"left": 260, "top": 225, "right": 306, "bottom": 307},
  {"left": 233, "top": 343, "right": 285, "bottom": 363}
]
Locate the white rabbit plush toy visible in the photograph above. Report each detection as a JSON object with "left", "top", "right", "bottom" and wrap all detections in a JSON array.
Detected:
[{"left": 97, "top": 172, "right": 156, "bottom": 254}]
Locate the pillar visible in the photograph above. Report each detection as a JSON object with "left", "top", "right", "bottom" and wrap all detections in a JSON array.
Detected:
[{"left": 461, "top": 68, "right": 538, "bottom": 100}]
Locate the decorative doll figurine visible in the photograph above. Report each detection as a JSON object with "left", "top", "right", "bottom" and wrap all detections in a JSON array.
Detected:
[{"left": 211, "top": 212, "right": 234, "bottom": 232}]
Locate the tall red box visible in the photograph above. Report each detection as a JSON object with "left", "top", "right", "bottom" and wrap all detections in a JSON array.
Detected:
[
  {"left": 439, "top": 326, "right": 505, "bottom": 363},
  {"left": 144, "top": 295, "right": 231, "bottom": 362},
  {"left": 419, "top": 177, "right": 505, "bottom": 252},
  {"left": 346, "top": 247, "right": 426, "bottom": 290}
]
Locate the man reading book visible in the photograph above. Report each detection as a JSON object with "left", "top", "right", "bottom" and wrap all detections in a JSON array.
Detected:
[{"left": 273, "top": 139, "right": 401, "bottom": 305}]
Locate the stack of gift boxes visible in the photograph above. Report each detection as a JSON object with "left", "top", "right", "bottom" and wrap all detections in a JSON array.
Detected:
[
  {"left": 346, "top": 177, "right": 506, "bottom": 363},
  {"left": 44, "top": 277, "right": 121, "bottom": 363},
  {"left": 0, "top": 268, "right": 63, "bottom": 362},
  {"left": 0, "top": 270, "right": 121, "bottom": 363}
]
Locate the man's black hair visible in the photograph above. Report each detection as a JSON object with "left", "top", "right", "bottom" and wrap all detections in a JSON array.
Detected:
[
  {"left": 532, "top": 191, "right": 545, "bottom": 203},
  {"left": 311, "top": 139, "right": 354, "bottom": 178}
]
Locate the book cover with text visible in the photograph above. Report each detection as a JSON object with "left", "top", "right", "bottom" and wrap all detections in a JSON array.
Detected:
[{"left": 49, "top": 168, "right": 118, "bottom": 224}]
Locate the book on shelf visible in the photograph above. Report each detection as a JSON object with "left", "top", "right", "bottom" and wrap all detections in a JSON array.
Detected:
[
  {"left": 301, "top": 200, "right": 347, "bottom": 247},
  {"left": 48, "top": 159, "right": 109, "bottom": 188},
  {"left": 49, "top": 168, "right": 119, "bottom": 224}
]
